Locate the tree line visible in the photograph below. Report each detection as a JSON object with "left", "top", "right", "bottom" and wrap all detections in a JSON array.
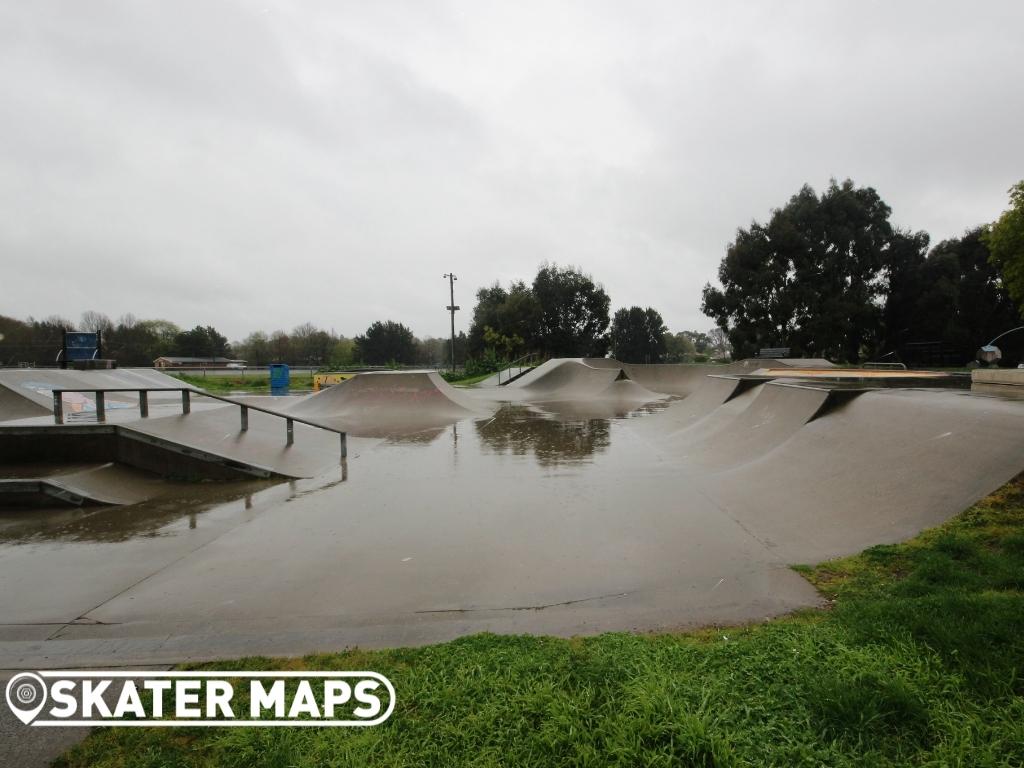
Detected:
[
  {"left": 0, "top": 264, "right": 724, "bottom": 370},
  {"left": 340, "top": 176, "right": 1024, "bottom": 371},
  {"left": 702, "top": 178, "right": 1024, "bottom": 365},
  {"left": 461, "top": 263, "right": 728, "bottom": 370},
  {"left": 0, "top": 313, "right": 463, "bottom": 369}
]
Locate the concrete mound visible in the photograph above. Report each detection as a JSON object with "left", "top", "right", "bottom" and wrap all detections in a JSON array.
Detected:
[
  {"left": 487, "top": 357, "right": 835, "bottom": 399},
  {"left": 618, "top": 363, "right": 721, "bottom": 397},
  {"left": 286, "top": 371, "right": 494, "bottom": 437},
  {"left": 509, "top": 359, "right": 666, "bottom": 405}
]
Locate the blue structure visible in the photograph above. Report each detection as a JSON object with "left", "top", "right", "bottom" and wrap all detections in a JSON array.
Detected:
[
  {"left": 269, "top": 364, "right": 290, "bottom": 395},
  {"left": 61, "top": 331, "right": 101, "bottom": 368}
]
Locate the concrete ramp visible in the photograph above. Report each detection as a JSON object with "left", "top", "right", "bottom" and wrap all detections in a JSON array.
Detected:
[
  {"left": 629, "top": 380, "right": 765, "bottom": 450},
  {"left": 0, "top": 368, "right": 194, "bottom": 421},
  {"left": 507, "top": 359, "right": 616, "bottom": 395},
  {"left": 579, "top": 357, "right": 624, "bottom": 369},
  {"left": 0, "top": 463, "right": 176, "bottom": 507},
  {"left": 620, "top": 364, "right": 724, "bottom": 397},
  {"left": 635, "top": 375, "right": 759, "bottom": 435},
  {"left": 285, "top": 371, "right": 494, "bottom": 437},
  {"left": 497, "top": 357, "right": 835, "bottom": 398},
  {"left": 509, "top": 359, "right": 665, "bottom": 404},
  {"left": 707, "top": 388, "right": 1024, "bottom": 561},
  {"left": 565, "top": 359, "right": 833, "bottom": 397},
  {"left": 750, "top": 367, "right": 957, "bottom": 382},
  {"left": 1, "top": 407, "right": 353, "bottom": 482},
  {"left": 768, "top": 358, "right": 836, "bottom": 368},
  {"left": 0, "top": 383, "right": 50, "bottom": 420},
  {"left": 121, "top": 406, "right": 352, "bottom": 478},
  {"left": 672, "top": 382, "right": 863, "bottom": 470}
]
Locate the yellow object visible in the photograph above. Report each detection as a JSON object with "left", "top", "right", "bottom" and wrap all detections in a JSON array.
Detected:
[{"left": 312, "top": 373, "right": 356, "bottom": 392}]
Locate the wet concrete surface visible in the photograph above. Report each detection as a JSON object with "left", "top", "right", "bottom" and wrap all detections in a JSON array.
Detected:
[
  {"left": 0, "top": 399, "right": 823, "bottom": 668},
  {"left": 2, "top": 364, "right": 1024, "bottom": 672}
]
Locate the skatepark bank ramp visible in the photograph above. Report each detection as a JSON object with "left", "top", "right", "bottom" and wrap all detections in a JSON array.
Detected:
[
  {"left": 505, "top": 359, "right": 667, "bottom": 404},
  {"left": 0, "top": 368, "right": 194, "bottom": 421},
  {"left": 285, "top": 370, "right": 496, "bottom": 437},
  {"left": 0, "top": 368, "right": 354, "bottom": 484},
  {"left": 505, "top": 357, "right": 838, "bottom": 399}
]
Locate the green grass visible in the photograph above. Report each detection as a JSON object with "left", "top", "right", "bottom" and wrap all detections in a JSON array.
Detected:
[
  {"left": 443, "top": 371, "right": 502, "bottom": 386},
  {"left": 171, "top": 373, "right": 316, "bottom": 393},
  {"left": 56, "top": 476, "right": 1024, "bottom": 767}
]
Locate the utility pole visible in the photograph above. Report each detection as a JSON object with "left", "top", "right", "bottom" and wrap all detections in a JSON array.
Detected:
[{"left": 443, "top": 273, "right": 459, "bottom": 371}]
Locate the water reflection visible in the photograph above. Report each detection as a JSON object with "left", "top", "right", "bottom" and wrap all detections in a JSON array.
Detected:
[
  {"left": 0, "top": 465, "right": 347, "bottom": 544},
  {"left": 475, "top": 405, "right": 612, "bottom": 466},
  {"left": 0, "top": 480, "right": 268, "bottom": 544},
  {"left": 533, "top": 398, "right": 674, "bottom": 422},
  {"left": 383, "top": 427, "right": 447, "bottom": 445}
]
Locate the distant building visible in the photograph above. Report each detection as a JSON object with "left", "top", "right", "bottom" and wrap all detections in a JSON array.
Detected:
[{"left": 153, "top": 356, "right": 246, "bottom": 369}]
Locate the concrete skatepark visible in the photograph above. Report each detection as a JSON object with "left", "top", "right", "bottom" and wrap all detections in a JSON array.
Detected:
[{"left": 1, "top": 359, "right": 1024, "bottom": 671}]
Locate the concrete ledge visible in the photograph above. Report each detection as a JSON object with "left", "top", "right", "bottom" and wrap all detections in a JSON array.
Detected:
[
  {"left": 972, "top": 369, "right": 1024, "bottom": 386},
  {"left": 0, "top": 426, "right": 275, "bottom": 480}
]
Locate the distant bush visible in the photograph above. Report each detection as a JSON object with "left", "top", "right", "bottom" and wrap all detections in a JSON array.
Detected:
[{"left": 463, "top": 349, "right": 510, "bottom": 377}]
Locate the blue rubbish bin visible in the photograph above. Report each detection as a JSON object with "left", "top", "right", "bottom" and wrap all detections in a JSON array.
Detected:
[{"left": 269, "top": 364, "right": 290, "bottom": 395}]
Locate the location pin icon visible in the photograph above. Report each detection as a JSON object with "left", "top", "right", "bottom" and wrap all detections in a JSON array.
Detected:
[{"left": 6, "top": 672, "right": 48, "bottom": 725}]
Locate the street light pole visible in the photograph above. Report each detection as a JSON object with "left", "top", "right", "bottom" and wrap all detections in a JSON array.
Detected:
[{"left": 443, "top": 273, "right": 459, "bottom": 372}]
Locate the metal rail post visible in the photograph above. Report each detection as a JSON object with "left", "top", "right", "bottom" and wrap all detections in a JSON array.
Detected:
[{"left": 43, "top": 386, "right": 347, "bottom": 460}]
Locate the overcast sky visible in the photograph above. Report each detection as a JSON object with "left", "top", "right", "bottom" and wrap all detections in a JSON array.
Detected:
[{"left": 2, "top": 1, "right": 1022, "bottom": 341}]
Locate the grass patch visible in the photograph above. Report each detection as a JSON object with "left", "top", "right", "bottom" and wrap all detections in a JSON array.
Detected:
[
  {"left": 171, "top": 373, "right": 315, "bottom": 393},
  {"left": 443, "top": 371, "right": 501, "bottom": 387},
  {"left": 56, "top": 476, "right": 1024, "bottom": 767}
]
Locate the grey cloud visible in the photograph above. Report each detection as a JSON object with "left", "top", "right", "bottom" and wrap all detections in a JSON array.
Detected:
[{"left": 1, "top": 0, "right": 1021, "bottom": 340}]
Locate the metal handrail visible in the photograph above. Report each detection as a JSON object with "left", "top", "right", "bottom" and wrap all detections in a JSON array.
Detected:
[
  {"left": 985, "top": 326, "right": 1024, "bottom": 347},
  {"left": 49, "top": 387, "right": 346, "bottom": 458},
  {"left": 497, "top": 352, "right": 540, "bottom": 385}
]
